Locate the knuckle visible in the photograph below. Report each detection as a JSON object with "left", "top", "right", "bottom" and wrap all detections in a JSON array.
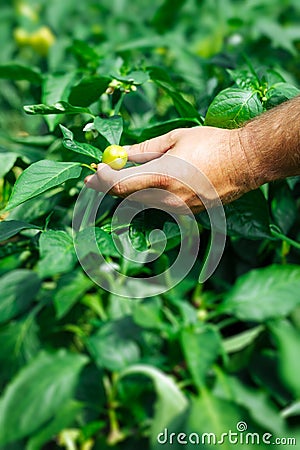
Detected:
[
  {"left": 168, "top": 128, "right": 182, "bottom": 145},
  {"left": 110, "top": 181, "right": 126, "bottom": 197},
  {"left": 138, "top": 139, "right": 150, "bottom": 153},
  {"left": 154, "top": 173, "right": 171, "bottom": 189}
]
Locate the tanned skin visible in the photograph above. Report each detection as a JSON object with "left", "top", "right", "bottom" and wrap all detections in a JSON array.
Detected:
[{"left": 85, "top": 96, "right": 300, "bottom": 214}]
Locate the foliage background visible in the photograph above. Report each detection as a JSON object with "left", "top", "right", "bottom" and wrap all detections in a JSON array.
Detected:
[{"left": 0, "top": 0, "right": 300, "bottom": 449}]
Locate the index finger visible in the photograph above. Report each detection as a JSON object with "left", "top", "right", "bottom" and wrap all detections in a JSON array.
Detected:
[
  {"left": 124, "top": 130, "right": 178, "bottom": 163},
  {"left": 85, "top": 156, "right": 172, "bottom": 197}
]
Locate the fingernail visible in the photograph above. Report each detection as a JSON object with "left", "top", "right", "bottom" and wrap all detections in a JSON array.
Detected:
[
  {"left": 84, "top": 175, "right": 92, "bottom": 185},
  {"left": 123, "top": 145, "right": 131, "bottom": 152}
]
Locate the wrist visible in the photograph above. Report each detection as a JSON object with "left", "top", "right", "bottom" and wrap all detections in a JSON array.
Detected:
[{"left": 234, "top": 125, "right": 270, "bottom": 190}]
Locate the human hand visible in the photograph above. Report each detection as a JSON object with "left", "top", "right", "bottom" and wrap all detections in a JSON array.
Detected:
[{"left": 84, "top": 126, "right": 260, "bottom": 214}]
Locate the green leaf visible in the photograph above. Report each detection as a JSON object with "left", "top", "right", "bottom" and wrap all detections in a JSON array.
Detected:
[
  {"left": 42, "top": 73, "right": 76, "bottom": 106},
  {"left": 213, "top": 374, "right": 286, "bottom": 437},
  {"left": 0, "top": 145, "right": 45, "bottom": 165},
  {"left": 132, "top": 297, "right": 164, "bottom": 329},
  {"left": 42, "top": 72, "right": 77, "bottom": 131},
  {"left": 282, "top": 401, "right": 300, "bottom": 418},
  {"left": 86, "top": 318, "right": 140, "bottom": 372},
  {"left": 198, "top": 190, "right": 272, "bottom": 240},
  {"left": 94, "top": 115, "right": 123, "bottom": 145},
  {"left": 53, "top": 270, "right": 93, "bottom": 319},
  {"left": 0, "top": 270, "right": 41, "bottom": 324},
  {"left": 23, "top": 101, "right": 92, "bottom": 116},
  {"left": 149, "top": 67, "right": 200, "bottom": 119},
  {"left": 112, "top": 70, "right": 149, "bottom": 85},
  {"left": 0, "top": 350, "right": 88, "bottom": 446},
  {"left": 227, "top": 69, "right": 259, "bottom": 90},
  {"left": 138, "top": 118, "right": 201, "bottom": 141},
  {"left": 152, "top": 0, "right": 187, "bottom": 34},
  {"left": 68, "top": 75, "right": 111, "bottom": 107},
  {"left": 11, "top": 135, "right": 55, "bottom": 148},
  {"left": 27, "top": 400, "right": 83, "bottom": 450},
  {"left": 119, "top": 364, "right": 188, "bottom": 447},
  {"left": 60, "top": 125, "right": 101, "bottom": 160},
  {"left": 223, "top": 326, "right": 264, "bottom": 353},
  {"left": 222, "top": 265, "right": 300, "bottom": 322},
  {"left": 75, "top": 226, "right": 120, "bottom": 259},
  {"left": 269, "top": 181, "right": 297, "bottom": 234},
  {"left": 266, "top": 82, "right": 300, "bottom": 108},
  {"left": 0, "top": 220, "right": 40, "bottom": 242},
  {"left": 68, "top": 39, "right": 101, "bottom": 69},
  {"left": 37, "top": 230, "right": 77, "bottom": 278},
  {"left": 0, "top": 64, "right": 42, "bottom": 84},
  {"left": 180, "top": 324, "right": 221, "bottom": 390},
  {"left": 269, "top": 320, "right": 300, "bottom": 397},
  {"left": 0, "top": 153, "right": 17, "bottom": 178},
  {"left": 204, "top": 88, "right": 263, "bottom": 128},
  {"left": 7, "top": 190, "right": 62, "bottom": 223},
  {"left": 163, "top": 221, "right": 182, "bottom": 251},
  {"left": 178, "top": 392, "right": 267, "bottom": 450},
  {"left": 225, "top": 190, "right": 272, "bottom": 239},
  {"left": 0, "top": 318, "right": 40, "bottom": 385},
  {"left": 5, "top": 160, "right": 82, "bottom": 210}
]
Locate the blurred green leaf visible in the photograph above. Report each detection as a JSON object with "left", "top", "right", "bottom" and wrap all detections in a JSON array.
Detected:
[
  {"left": 120, "top": 364, "right": 188, "bottom": 447},
  {"left": 0, "top": 318, "right": 40, "bottom": 385},
  {"left": 149, "top": 66, "right": 200, "bottom": 119},
  {"left": 0, "top": 64, "right": 42, "bottom": 84},
  {"left": 269, "top": 320, "right": 300, "bottom": 397},
  {"left": 266, "top": 82, "right": 300, "bottom": 108},
  {"left": 225, "top": 190, "right": 272, "bottom": 239},
  {"left": 37, "top": 230, "right": 77, "bottom": 278},
  {"left": 132, "top": 297, "right": 164, "bottom": 329},
  {"left": 269, "top": 181, "right": 297, "bottom": 234},
  {"left": 53, "top": 269, "right": 94, "bottom": 319},
  {"left": 69, "top": 75, "right": 111, "bottom": 106},
  {"left": 158, "top": 391, "right": 265, "bottom": 450},
  {"left": 223, "top": 326, "right": 264, "bottom": 353},
  {"left": 138, "top": 118, "right": 201, "bottom": 141},
  {"left": 0, "top": 270, "right": 41, "bottom": 324},
  {"left": 27, "top": 400, "right": 83, "bottom": 450},
  {"left": 198, "top": 190, "right": 272, "bottom": 239},
  {"left": 0, "top": 153, "right": 17, "bottom": 178},
  {"left": 42, "top": 72, "right": 77, "bottom": 131},
  {"left": 282, "top": 401, "right": 300, "bottom": 418},
  {"left": 181, "top": 324, "right": 221, "bottom": 390},
  {"left": 0, "top": 350, "right": 88, "bottom": 446},
  {"left": 75, "top": 226, "right": 120, "bottom": 259},
  {"left": 0, "top": 220, "right": 40, "bottom": 242},
  {"left": 213, "top": 374, "right": 286, "bottom": 436},
  {"left": 152, "top": 0, "right": 188, "bottom": 34},
  {"left": 222, "top": 265, "right": 300, "bottom": 321},
  {"left": 112, "top": 70, "right": 149, "bottom": 85},
  {"left": 87, "top": 318, "right": 140, "bottom": 372}
]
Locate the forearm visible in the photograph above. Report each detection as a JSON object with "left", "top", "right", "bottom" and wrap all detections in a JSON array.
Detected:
[{"left": 239, "top": 95, "right": 300, "bottom": 187}]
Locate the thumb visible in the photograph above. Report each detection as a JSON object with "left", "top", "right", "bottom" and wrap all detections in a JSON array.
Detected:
[{"left": 125, "top": 130, "right": 178, "bottom": 163}]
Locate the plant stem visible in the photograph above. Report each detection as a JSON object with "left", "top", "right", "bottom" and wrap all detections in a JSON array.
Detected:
[
  {"left": 80, "top": 163, "right": 97, "bottom": 173},
  {"left": 270, "top": 225, "right": 300, "bottom": 250},
  {"left": 112, "top": 92, "right": 125, "bottom": 116}
]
